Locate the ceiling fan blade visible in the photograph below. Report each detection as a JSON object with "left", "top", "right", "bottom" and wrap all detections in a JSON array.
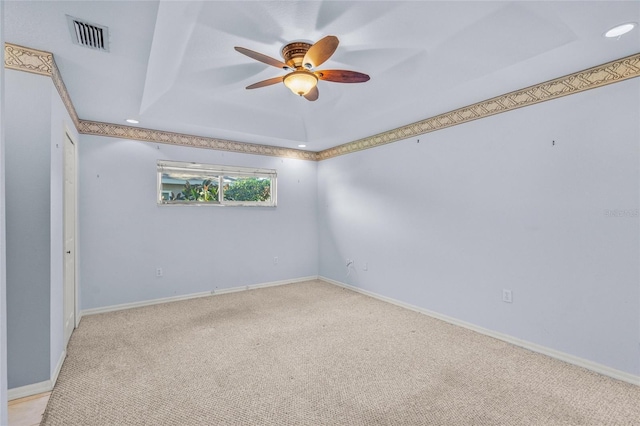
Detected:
[
  {"left": 246, "top": 76, "right": 284, "bottom": 90},
  {"left": 315, "top": 70, "right": 370, "bottom": 83},
  {"left": 235, "top": 46, "right": 289, "bottom": 69},
  {"left": 304, "top": 86, "right": 319, "bottom": 101},
  {"left": 303, "top": 35, "right": 339, "bottom": 69}
]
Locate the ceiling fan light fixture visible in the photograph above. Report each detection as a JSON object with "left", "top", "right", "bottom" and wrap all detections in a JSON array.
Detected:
[{"left": 283, "top": 71, "right": 318, "bottom": 96}]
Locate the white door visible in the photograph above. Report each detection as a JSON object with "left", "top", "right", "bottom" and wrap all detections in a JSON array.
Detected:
[{"left": 63, "top": 133, "right": 76, "bottom": 346}]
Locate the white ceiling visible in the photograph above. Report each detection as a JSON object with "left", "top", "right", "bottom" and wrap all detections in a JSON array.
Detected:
[{"left": 4, "top": 1, "right": 640, "bottom": 152}]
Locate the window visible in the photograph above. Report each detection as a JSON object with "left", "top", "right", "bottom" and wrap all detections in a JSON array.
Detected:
[{"left": 157, "top": 160, "right": 277, "bottom": 207}]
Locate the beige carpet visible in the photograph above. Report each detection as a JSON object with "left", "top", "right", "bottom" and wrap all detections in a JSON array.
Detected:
[{"left": 42, "top": 280, "right": 640, "bottom": 425}]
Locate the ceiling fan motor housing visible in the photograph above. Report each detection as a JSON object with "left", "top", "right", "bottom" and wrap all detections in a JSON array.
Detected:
[{"left": 281, "top": 42, "right": 312, "bottom": 69}]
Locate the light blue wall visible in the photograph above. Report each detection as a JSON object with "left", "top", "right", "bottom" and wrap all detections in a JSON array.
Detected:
[
  {"left": 5, "top": 70, "right": 52, "bottom": 388},
  {"left": 78, "top": 136, "right": 318, "bottom": 310},
  {"left": 318, "top": 78, "right": 640, "bottom": 376}
]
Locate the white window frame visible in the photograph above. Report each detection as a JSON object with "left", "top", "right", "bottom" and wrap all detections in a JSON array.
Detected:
[{"left": 157, "top": 160, "right": 277, "bottom": 207}]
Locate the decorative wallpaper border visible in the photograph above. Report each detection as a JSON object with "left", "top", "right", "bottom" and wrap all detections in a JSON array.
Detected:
[
  {"left": 317, "top": 52, "right": 640, "bottom": 160},
  {"left": 4, "top": 43, "right": 53, "bottom": 76},
  {"left": 78, "top": 120, "right": 319, "bottom": 161},
  {"left": 5, "top": 43, "right": 640, "bottom": 162},
  {"left": 51, "top": 55, "right": 81, "bottom": 129}
]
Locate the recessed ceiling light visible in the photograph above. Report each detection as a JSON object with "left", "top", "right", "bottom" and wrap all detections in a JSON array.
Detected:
[
  {"left": 126, "top": 118, "right": 139, "bottom": 124},
  {"left": 298, "top": 144, "right": 307, "bottom": 148},
  {"left": 604, "top": 23, "right": 636, "bottom": 38}
]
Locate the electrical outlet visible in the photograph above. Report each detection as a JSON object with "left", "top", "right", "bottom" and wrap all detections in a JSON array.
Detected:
[
  {"left": 156, "top": 268, "right": 163, "bottom": 277},
  {"left": 273, "top": 256, "right": 278, "bottom": 265},
  {"left": 363, "top": 262, "right": 368, "bottom": 271},
  {"left": 502, "top": 289, "right": 513, "bottom": 303}
]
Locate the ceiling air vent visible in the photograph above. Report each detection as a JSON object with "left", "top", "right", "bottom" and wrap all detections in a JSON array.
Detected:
[{"left": 66, "top": 15, "right": 109, "bottom": 52}]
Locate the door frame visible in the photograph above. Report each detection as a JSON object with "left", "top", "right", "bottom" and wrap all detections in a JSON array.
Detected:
[{"left": 63, "top": 125, "right": 79, "bottom": 333}]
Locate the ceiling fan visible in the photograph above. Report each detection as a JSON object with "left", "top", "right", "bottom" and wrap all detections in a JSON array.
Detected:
[{"left": 235, "top": 36, "right": 370, "bottom": 102}]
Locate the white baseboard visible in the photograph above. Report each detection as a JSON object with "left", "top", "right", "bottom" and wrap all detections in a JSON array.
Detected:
[
  {"left": 320, "top": 276, "right": 640, "bottom": 387},
  {"left": 210, "top": 275, "right": 319, "bottom": 295},
  {"left": 51, "top": 349, "right": 66, "bottom": 387},
  {"left": 8, "top": 380, "right": 52, "bottom": 401},
  {"left": 80, "top": 290, "right": 213, "bottom": 317},
  {"left": 81, "top": 276, "right": 319, "bottom": 318}
]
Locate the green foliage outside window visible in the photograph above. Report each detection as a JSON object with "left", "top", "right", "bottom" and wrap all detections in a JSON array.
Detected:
[
  {"left": 170, "top": 177, "right": 270, "bottom": 203},
  {"left": 224, "top": 178, "right": 271, "bottom": 202},
  {"left": 173, "top": 179, "right": 219, "bottom": 202}
]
